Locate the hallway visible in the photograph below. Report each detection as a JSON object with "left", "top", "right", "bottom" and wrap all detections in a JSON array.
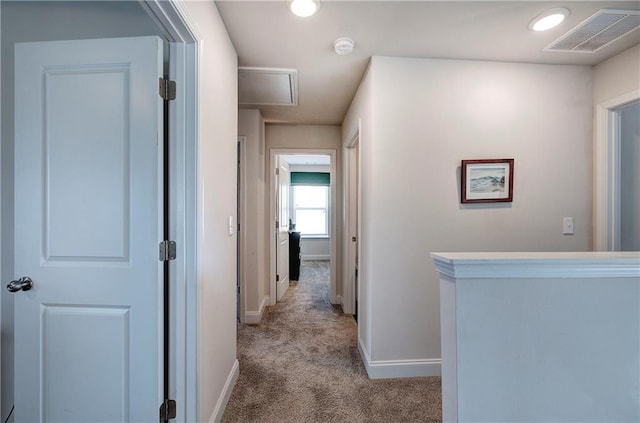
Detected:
[{"left": 222, "top": 261, "right": 442, "bottom": 422}]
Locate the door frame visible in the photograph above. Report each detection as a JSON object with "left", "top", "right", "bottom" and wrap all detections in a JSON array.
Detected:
[
  {"left": 593, "top": 89, "right": 640, "bottom": 251},
  {"left": 268, "top": 148, "right": 337, "bottom": 306},
  {"left": 237, "top": 137, "right": 247, "bottom": 323},
  {"left": 139, "top": 1, "right": 199, "bottom": 421},
  {"left": 342, "top": 126, "right": 360, "bottom": 315}
]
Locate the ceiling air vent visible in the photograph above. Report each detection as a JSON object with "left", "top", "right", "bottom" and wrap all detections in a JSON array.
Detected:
[
  {"left": 545, "top": 9, "right": 640, "bottom": 53},
  {"left": 238, "top": 67, "right": 298, "bottom": 106}
]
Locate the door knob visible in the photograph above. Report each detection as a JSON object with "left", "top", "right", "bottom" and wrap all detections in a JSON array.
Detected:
[{"left": 7, "top": 277, "right": 33, "bottom": 293}]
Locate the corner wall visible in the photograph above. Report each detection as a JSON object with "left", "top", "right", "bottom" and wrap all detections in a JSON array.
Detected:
[
  {"left": 593, "top": 44, "right": 640, "bottom": 105},
  {"left": 238, "top": 109, "right": 268, "bottom": 323},
  {"left": 343, "top": 56, "right": 594, "bottom": 378},
  {"left": 178, "top": 1, "right": 240, "bottom": 421}
]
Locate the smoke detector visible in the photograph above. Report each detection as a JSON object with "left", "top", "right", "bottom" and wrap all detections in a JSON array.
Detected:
[{"left": 333, "top": 37, "right": 355, "bottom": 55}]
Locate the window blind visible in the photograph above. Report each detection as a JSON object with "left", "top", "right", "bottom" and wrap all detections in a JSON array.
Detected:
[{"left": 290, "top": 172, "right": 330, "bottom": 186}]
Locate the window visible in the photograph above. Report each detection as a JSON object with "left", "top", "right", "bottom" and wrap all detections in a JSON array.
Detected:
[{"left": 293, "top": 185, "right": 328, "bottom": 236}]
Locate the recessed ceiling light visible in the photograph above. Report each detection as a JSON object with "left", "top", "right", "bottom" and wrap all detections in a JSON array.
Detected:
[
  {"left": 289, "top": 0, "right": 319, "bottom": 18},
  {"left": 529, "top": 8, "right": 569, "bottom": 31}
]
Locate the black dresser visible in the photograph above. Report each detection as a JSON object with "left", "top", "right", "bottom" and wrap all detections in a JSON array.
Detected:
[{"left": 289, "top": 231, "right": 301, "bottom": 281}]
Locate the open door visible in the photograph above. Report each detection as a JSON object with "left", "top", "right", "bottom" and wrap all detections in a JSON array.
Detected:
[
  {"left": 275, "top": 157, "right": 290, "bottom": 301},
  {"left": 344, "top": 137, "right": 360, "bottom": 316},
  {"left": 13, "top": 36, "right": 164, "bottom": 421}
]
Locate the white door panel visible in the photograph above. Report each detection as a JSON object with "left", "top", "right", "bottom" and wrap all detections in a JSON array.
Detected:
[
  {"left": 276, "top": 159, "right": 290, "bottom": 301},
  {"left": 14, "top": 36, "right": 163, "bottom": 422}
]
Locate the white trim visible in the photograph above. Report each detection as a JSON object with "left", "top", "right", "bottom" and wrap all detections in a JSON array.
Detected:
[
  {"left": 432, "top": 252, "right": 640, "bottom": 279},
  {"left": 342, "top": 122, "right": 360, "bottom": 315},
  {"left": 141, "top": 2, "right": 199, "bottom": 422},
  {"left": 301, "top": 254, "right": 330, "bottom": 261},
  {"left": 358, "top": 339, "right": 441, "bottom": 379},
  {"left": 269, "top": 148, "right": 338, "bottom": 305},
  {"left": 237, "top": 137, "right": 247, "bottom": 324},
  {"left": 335, "top": 295, "right": 342, "bottom": 305},
  {"left": 594, "top": 89, "right": 640, "bottom": 251},
  {"left": 208, "top": 359, "right": 239, "bottom": 423},
  {"left": 244, "top": 295, "right": 269, "bottom": 325}
]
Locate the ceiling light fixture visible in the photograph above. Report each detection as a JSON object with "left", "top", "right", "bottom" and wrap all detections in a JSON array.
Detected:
[
  {"left": 529, "top": 8, "right": 570, "bottom": 31},
  {"left": 289, "top": 0, "right": 319, "bottom": 18},
  {"left": 333, "top": 37, "right": 355, "bottom": 55}
]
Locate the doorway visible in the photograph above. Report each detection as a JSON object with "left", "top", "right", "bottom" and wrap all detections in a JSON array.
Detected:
[
  {"left": 268, "top": 150, "right": 337, "bottom": 306},
  {"left": 594, "top": 90, "right": 640, "bottom": 251},
  {"left": 0, "top": 1, "right": 199, "bottom": 421},
  {"left": 618, "top": 100, "right": 640, "bottom": 251},
  {"left": 343, "top": 129, "right": 360, "bottom": 317}
]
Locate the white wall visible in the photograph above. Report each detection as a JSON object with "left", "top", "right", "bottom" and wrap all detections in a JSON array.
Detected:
[
  {"left": 300, "top": 239, "right": 330, "bottom": 260},
  {"left": 0, "top": 2, "right": 164, "bottom": 419},
  {"left": 265, "top": 124, "right": 342, "bottom": 296},
  {"left": 178, "top": 1, "right": 239, "bottom": 421},
  {"left": 620, "top": 101, "right": 640, "bottom": 251},
  {"left": 238, "top": 109, "right": 268, "bottom": 323},
  {"left": 343, "top": 56, "right": 593, "bottom": 377},
  {"left": 593, "top": 45, "right": 640, "bottom": 105}
]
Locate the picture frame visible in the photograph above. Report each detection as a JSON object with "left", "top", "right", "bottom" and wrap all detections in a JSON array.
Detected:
[{"left": 461, "top": 159, "right": 514, "bottom": 203}]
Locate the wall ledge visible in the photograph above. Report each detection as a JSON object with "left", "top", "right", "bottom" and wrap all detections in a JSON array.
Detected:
[{"left": 431, "top": 252, "right": 640, "bottom": 279}]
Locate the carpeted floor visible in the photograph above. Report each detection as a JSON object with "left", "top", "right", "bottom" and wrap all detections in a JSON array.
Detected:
[{"left": 222, "top": 260, "right": 442, "bottom": 422}]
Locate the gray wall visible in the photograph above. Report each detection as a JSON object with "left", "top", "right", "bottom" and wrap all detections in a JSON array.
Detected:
[
  {"left": 0, "top": 2, "right": 164, "bottom": 419},
  {"left": 620, "top": 100, "right": 640, "bottom": 251}
]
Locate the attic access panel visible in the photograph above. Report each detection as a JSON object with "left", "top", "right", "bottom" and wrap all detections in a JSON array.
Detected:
[
  {"left": 238, "top": 67, "right": 298, "bottom": 106},
  {"left": 545, "top": 9, "right": 640, "bottom": 53}
]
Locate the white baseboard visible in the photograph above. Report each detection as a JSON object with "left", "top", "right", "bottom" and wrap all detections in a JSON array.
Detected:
[
  {"left": 358, "top": 338, "right": 441, "bottom": 379},
  {"left": 244, "top": 295, "right": 269, "bottom": 325},
  {"left": 334, "top": 295, "right": 342, "bottom": 305},
  {"left": 301, "top": 254, "right": 330, "bottom": 261},
  {"left": 210, "top": 359, "right": 239, "bottom": 423}
]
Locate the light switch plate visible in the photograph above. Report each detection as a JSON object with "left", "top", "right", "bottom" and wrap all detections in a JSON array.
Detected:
[
  {"left": 563, "top": 217, "right": 574, "bottom": 235},
  {"left": 228, "top": 216, "right": 234, "bottom": 236}
]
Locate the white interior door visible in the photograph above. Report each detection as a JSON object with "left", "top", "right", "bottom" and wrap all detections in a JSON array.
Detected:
[
  {"left": 13, "top": 36, "right": 164, "bottom": 422},
  {"left": 276, "top": 159, "right": 290, "bottom": 301}
]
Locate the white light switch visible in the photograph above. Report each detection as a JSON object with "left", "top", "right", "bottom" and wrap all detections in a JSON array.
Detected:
[
  {"left": 228, "top": 216, "right": 234, "bottom": 236},
  {"left": 563, "top": 217, "right": 574, "bottom": 235}
]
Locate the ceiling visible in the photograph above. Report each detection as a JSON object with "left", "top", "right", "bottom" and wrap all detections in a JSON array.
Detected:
[{"left": 216, "top": 1, "right": 640, "bottom": 126}]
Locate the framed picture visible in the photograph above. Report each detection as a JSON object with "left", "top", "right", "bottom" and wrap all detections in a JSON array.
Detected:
[{"left": 461, "top": 159, "right": 514, "bottom": 203}]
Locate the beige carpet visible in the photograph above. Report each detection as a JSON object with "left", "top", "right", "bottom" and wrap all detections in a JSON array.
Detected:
[{"left": 222, "top": 260, "right": 442, "bottom": 422}]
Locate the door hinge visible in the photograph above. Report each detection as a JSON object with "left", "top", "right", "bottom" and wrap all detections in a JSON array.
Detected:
[
  {"left": 159, "top": 399, "right": 177, "bottom": 421},
  {"left": 159, "top": 78, "right": 176, "bottom": 101},
  {"left": 159, "top": 240, "right": 177, "bottom": 261},
  {"left": 275, "top": 168, "right": 280, "bottom": 176},
  {"left": 276, "top": 274, "right": 280, "bottom": 282}
]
